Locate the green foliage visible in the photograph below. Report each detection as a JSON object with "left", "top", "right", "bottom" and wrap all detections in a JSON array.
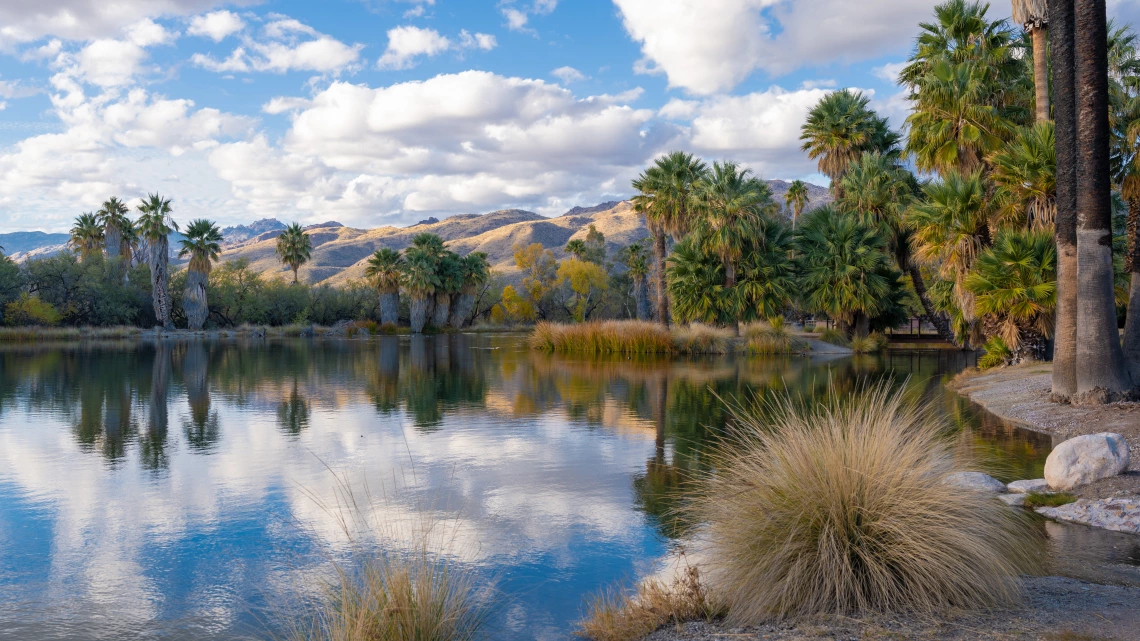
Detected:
[
  {"left": 1023, "top": 492, "right": 1077, "bottom": 509},
  {"left": 136, "top": 193, "right": 178, "bottom": 240},
  {"left": 978, "top": 336, "right": 1013, "bottom": 370},
  {"left": 800, "top": 89, "right": 898, "bottom": 184},
  {"left": 819, "top": 327, "right": 849, "bottom": 347},
  {"left": 0, "top": 255, "right": 23, "bottom": 322},
  {"left": 965, "top": 229, "right": 1056, "bottom": 353},
  {"left": 990, "top": 122, "right": 1056, "bottom": 230},
  {"left": 4, "top": 294, "right": 61, "bottom": 327},
  {"left": 784, "top": 179, "right": 809, "bottom": 226},
  {"left": 23, "top": 253, "right": 155, "bottom": 327},
  {"left": 179, "top": 219, "right": 223, "bottom": 274},
  {"left": 566, "top": 226, "right": 606, "bottom": 265},
  {"left": 69, "top": 213, "right": 104, "bottom": 261},
  {"left": 365, "top": 248, "right": 404, "bottom": 294},
  {"left": 276, "top": 223, "right": 313, "bottom": 283},
  {"left": 558, "top": 258, "right": 609, "bottom": 322}
]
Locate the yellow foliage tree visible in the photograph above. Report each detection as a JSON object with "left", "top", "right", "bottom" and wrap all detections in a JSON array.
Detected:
[{"left": 558, "top": 258, "right": 609, "bottom": 321}]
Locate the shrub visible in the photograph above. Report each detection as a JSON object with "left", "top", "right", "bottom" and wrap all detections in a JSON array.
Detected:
[
  {"left": 4, "top": 294, "right": 62, "bottom": 326},
  {"left": 850, "top": 332, "right": 888, "bottom": 354},
  {"left": 1023, "top": 491, "right": 1077, "bottom": 509},
  {"left": 529, "top": 320, "right": 674, "bottom": 354},
  {"left": 745, "top": 319, "right": 809, "bottom": 355},
  {"left": 818, "top": 327, "right": 848, "bottom": 347},
  {"left": 672, "top": 323, "right": 734, "bottom": 354},
  {"left": 979, "top": 336, "right": 1013, "bottom": 370},
  {"left": 689, "top": 385, "right": 1041, "bottom": 622},
  {"left": 576, "top": 566, "right": 719, "bottom": 641}
]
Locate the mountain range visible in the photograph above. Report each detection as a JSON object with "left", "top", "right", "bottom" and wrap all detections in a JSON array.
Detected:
[{"left": 0, "top": 180, "right": 830, "bottom": 284}]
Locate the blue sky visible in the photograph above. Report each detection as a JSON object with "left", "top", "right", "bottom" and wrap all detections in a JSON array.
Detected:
[{"left": 1, "top": 0, "right": 1139, "bottom": 232}]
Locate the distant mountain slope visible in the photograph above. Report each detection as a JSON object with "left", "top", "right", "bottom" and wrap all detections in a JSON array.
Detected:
[
  {"left": 220, "top": 219, "right": 286, "bottom": 245},
  {"left": 0, "top": 231, "right": 70, "bottom": 255}
]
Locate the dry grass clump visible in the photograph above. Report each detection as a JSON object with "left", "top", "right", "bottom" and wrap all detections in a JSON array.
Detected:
[
  {"left": 672, "top": 323, "right": 734, "bottom": 354},
  {"left": 690, "top": 385, "right": 1041, "bottom": 623},
  {"left": 576, "top": 566, "right": 720, "bottom": 641},
  {"left": 0, "top": 326, "right": 144, "bottom": 341},
  {"left": 745, "top": 318, "right": 809, "bottom": 355},
  {"left": 849, "top": 332, "right": 889, "bottom": 354},
  {"left": 529, "top": 321, "right": 675, "bottom": 354},
  {"left": 818, "top": 327, "right": 848, "bottom": 347}
]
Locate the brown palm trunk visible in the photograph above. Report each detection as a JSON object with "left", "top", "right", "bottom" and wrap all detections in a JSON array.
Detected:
[
  {"left": 1050, "top": 0, "right": 1078, "bottom": 400},
  {"left": 1074, "top": 0, "right": 1132, "bottom": 400},
  {"left": 654, "top": 230, "right": 670, "bottom": 327},
  {"left": 1032, "top": 26, "right": 1051, "bottom": 123},
  {"left": 1123, "top": 199, "right": 1140, "bottom": 379},
  {"left": 907, "top": 265, "right": 956, "bottom": 345}
]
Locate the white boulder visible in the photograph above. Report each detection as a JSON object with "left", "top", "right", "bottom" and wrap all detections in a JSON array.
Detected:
[
  {"left": 946, "top": 471, "right": 1006, "bottom": 493},
  {"left": 1044, "top": 433, "right": 1131, "bottom": 491},
  {"left": 1007, "top": 479, "right": 1050, "bottom": 494}
]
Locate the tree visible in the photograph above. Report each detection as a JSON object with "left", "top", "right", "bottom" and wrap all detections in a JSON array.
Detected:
[
  {"left": 513, "top": 242, "right": 563, "bottom": 319},
  {"left": 582, "top": 224, "right": 607, "bottom": 265},
  {"left": 784, "top": 180, "right": 809, "bottom": 229},
  {"left": 97, "top": 197, "right": 132, "bottom": 261},
  {"left": 797, "top": 206, "right": 894, "bottom": 338},
  {"left": 69, "top": 213, "right": 104, "bottom": 262},
  {"left": 989, "top": 122, "right": 1056, "bottom": 229},
  {"left": 178, "top": 219, "right": 223, "bottom": 330},
  {"left": 275, "top": 223, "right": 313, "bottom": 285},
  {"left": 565, "top": 239, "right": 587, "bottom": 261},
  {"left": 432, "top": 251, "right": 464, "bottom": 328},
  {"left": 1072, "top": 0, "right": 1132, "bottom": 397},
  {"left": 631, "top": 151, "right": 708, "bottom": 326},
  {"left": 365, "top": 248, "right": 404, "bottom": 326},
  {"left": 401, "top": 245, "right": 440, "bottom": 334},
  {"left": 621, "top": 240, "right": 652, "bottom": 320},
  {"left": 1049, "top": 0, "right": 1078, "bottom": 399},
  {"left": 136, "top": 193, "right": 179, "bottom": 329},
  {"left": 800, "top": 89, "right": 898, "bottom": 195},
  {"left": 1012, "top": 0, "right": 1051, "bottom": 122},
  {"left": 451, "top": 252, "right": 490, "bottom": 328},
  {"left": 964, "top": 229, "right": 1056, "bottom": 362},
  {"left": 558, "top": 258, "right": 609, "bottom": 322},
  {"left": 839, "top": 152, "right": 957, "bottom": 344}
]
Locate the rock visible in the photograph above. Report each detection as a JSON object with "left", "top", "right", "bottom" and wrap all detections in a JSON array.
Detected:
[
  {"left": 299, "top": 325, "right": 316, "bottom": 338},
  {"left": 946, "top": 471, "right": 1006, "bottom": 493},
  {"left": 999, "top": 493, "right": 1026, "bottom": 507},
  {"left": 1007, "top": 478, "right": 1050, "bottom": 494},
  {"left": 1037, "top": 498, "right": 1140, "bottom": 535},
  {"left": 1044, "top": 433, "right": 1131, "bottom": 491}
]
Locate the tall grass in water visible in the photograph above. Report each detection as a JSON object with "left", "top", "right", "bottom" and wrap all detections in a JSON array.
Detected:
[
  {"left": 529, "top": 321, "right": 675, "bottom": 354},
  {"left": 288, "top": 474, "right": 491, "bottom": 641},
  {"left": 671, "top": 323, "right": 734, "bottom": 354},
  {"left": 690, "top": 385, "right": 1041, "bottom": 623}
]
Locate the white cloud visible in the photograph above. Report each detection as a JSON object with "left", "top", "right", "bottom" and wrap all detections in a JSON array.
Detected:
[
  {"left": 192, "top": 18, "right": 363, "bottom": 74},
  {"left": 874, "top": 61, "right": 907, "bottom": 84},
  {"left": 0, "top": 78, "right": 41, "bottom": 99},
  {"left": 499, "top": 0, "right": 558, "bottom": 32},
  {"left": 262, "top": 96, "right": 314, "bottom": 115},
  {"left": 552, "top": 66, "right": 586, "bottom": 84},
  {"left": 73, "top": 39, "right": 151, "bottom": 87},
  {"left": 613, "top": 0, "right": 941, "bottom": 94},
  {"left": 126, "top": 18, "right": 177, "bottom": 47},
  {"left": 376, "top": 26, "right": 497, "bottom": 70},
  {"left": 0, "top": 0, "right": 245, "bottom": 44},
  {"left": 187, "top": 10, "right": 245, "bottom": 42},
  {"left": 459, "top": 30, "right": 497, "bottom": 51}
]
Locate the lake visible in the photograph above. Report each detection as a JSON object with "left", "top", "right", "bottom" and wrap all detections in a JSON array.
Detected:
[{"left": 0, "top": 334, "right": 1134, "bottom": 641}]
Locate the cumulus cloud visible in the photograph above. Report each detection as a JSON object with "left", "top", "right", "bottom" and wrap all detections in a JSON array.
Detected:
[
  {"left": 187, "top": 10, "right": 245, "bottom": 42},
  {"left": 614, "top": 0, "right": 941, "bottom": 94},
  {"left": 191, "top": 17, "right": 363, "bottom": 74},
  {"left": 0, "top": 0, "right": 245, "bottom": 44},
  {"left": 551, "top": 66, "right": 586, "bottom": 84},
  {"left": 376, "top": 25, "right": 497, "bottom": 70}
]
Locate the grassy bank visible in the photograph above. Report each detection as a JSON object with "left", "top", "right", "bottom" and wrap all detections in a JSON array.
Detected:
[
  {"left": 0, "top": 321, "right": 537, "bottom": 343},
  {"left": 529, "top": 320, "right": 813, "bottom": 355}
]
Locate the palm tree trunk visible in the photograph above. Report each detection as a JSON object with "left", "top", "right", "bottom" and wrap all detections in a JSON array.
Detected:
[
  {"left": 380, "top": 291, "right": 400, "bottom": 326},
  {"left": 1123, "top": 198, "right": 1140, "bottom": 379},
  {"left": 432, "top": 292, "right": 451, "bottom": 328},
  {"left": 1032, "top": 26, "right": 1051, "bottom": 123},
  {"left": 410, "top": 294, "right": 429, "bottom": 333},
  {"left": 183, "top": 269, "right": 209, "bottom": 331},
  {"left": 654, "top": 230, "right": 670, "bottom": 327},
  {"left": 1074, "top": 0, "right": 1132, "bottom": 400},
  {"left": 635, "top": 275, "right": 651, "bottom": 321},
  {"left": 105, "top": 223, "right": 122, "bottom": 260},
  {"left": 1050, "top": 0, "right": 1079, "bottom": 401},
  {"left": 907, "top": 265, "right": 956, "bottom": 345},
  {"left": 149, "top": 236, "right": 172, "bottom": 329},
  {"left": 450, "top": 291, "right": 475, "bottom": 329},
  {"left": 854, "top": 312, "right": 870, "bottom": 339},
  {"left": 292, "top": 266, "right": 299, "bottom": 284}
]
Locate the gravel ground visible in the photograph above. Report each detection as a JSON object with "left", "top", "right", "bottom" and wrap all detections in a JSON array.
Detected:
[{"left": 646, "top": 577, "right": 1140, "bottom": 641}]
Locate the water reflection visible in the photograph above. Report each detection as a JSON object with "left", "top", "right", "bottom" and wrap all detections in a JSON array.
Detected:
[{"left": 0, "top": 336, "right": 1129, "bottom": 641}]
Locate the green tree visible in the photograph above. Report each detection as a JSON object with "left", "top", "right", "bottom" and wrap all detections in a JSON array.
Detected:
[
  {"left": 631, "top": 151, "right": 708, "bottom": 326},
  {"left": 69, "top": 213, "right": 104, "bottom": 262},
  {"left": 989, "top": 122, "right": 1056, "bottom": 229},
  {"left": 365, "top": 248, "right": 404, "bottom": 326},
  {"left": 451, "top": 252, "right": 490, "bottom": 328},
  {"left": 401, "top": 239, "right": 442, "bottom": 334},
  {"left": 620, "top": 240, "right": 652, "bottom": 320},
  {"left": 136, "top": 193, "right": 178, "bottom": 329},
  {"left": 97, "top": 197, "right": 132, "bottom": 261},
  {"left": 565, "top": 239, "right": 587, "bottom": 261},
  {"left": 432, "top": 251, "right": 464, "bottom": 328},
  {"left": 799, "top": 89, "right": 898, "bottom": 194},
  {"left": 784, "top": 179, "right": 809, "bottom": 229},
  {"left": 178, "top": 219, "right": 223, "bottom": 330},
  {"left": 275, "top": 223, "right": 313, "bottom": 284}
]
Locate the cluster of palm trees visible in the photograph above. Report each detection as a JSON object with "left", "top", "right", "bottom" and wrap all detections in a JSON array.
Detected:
[
  {"left": 363, "top": 233, "right": 490, "bottom": 333},
  {"left": 68, "top": 196, "right": 224, "bottom": 330}
]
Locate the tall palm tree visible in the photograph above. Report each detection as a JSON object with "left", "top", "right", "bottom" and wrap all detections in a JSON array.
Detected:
[
  {"left": 97, "top": 197, "right": 131, "bottom": 260},
  {"left": 136, "top": 194, "right": 179, "bottom": 329},
  {"left": 565, "top": 239, "right": 587, "bottom": 260},
  {"left": 432, "top": 251, "right": 464, "bottom": 328},
  {"left": 69, "top": 213, "right": 104, "bottom": 262},
  {"left": 1049, "top": 0, "right": 1078, "bottom": 399},
  {"left": 275, "top": 223, "right": 312, "bottom": 285},
  {"left": 989, "top": 122, "right": 1056, "bottom": 230},
  {"left": 451, "top": 252, "right": 490, "bottom": 328},
  {"left": 631, "top": 151, "right": 708, "bottom": 326},
  {"left": 625, "top": 240, "right": 652, "bottom": 321},
  {"left": 1072, "top": 0, "right": 1132, "bottom": 396},
  {"left": 401, "top": 246, "right": 440, "bottom": 334},
  {"left": 365, "top": 248, "right": 404, "bottom": 326},
  {"left": 800, "top": 89, "right": 898, "bottom": 195},
  {"left": 839, "top": 152, "right": 956, "bottom": 344},
  {"left": 784, "top": 180, "right": 810, "bottom": 229},
  {"left": 1012, "top": 0, "right": 1050, "bottom": 122},
  {"left": 178, "top": 219, "right": 223, "bottom": 331}
]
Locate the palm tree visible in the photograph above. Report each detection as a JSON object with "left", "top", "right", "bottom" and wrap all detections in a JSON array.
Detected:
[
  {"left": 799, "top": 89, "right": 898, "bottom": 195},
  {"left": 365, "top": 248, "right": 404, "bottom": 326},
  {"left": 666, "top": 238, "right": 728, "bottom": 326},
  {"left": 625, "top": 240, "right": 652, "bottom": 320},
  {"left": 275, "top": 223, "right": 312, "bottom": 284},
  {"left": 964, "top": 228, "right": 1056, "bottom": 361},
  {"left": 136, "top": 194, "right": 178, "bottom": 329},
  {"left": 432, "top": 251, "right": 464, "bottom": 328},
  {"left": 989, "top": 122, "right": 1056, "bottom": 230},
  {"left": 631, "top": 151, "right": 708, "bottom": 326},
  {"left": 784, "top": 180, "right": 809, "bottom": 229},
  {"left": 565, "top": 239, "right": 587, "bottom": 260},
  {"left": 69, "top": 213, "right": 104, "bottom": 262},
  {"left": 1072, "top": 0, "right": 1132, "bottom": 396},
  {"left": 451, "top": 252, "right": 490, "bottom": 328},
  {"left": 797, "top": 206, "right": 894, "bottom": 338},
  {"left": 1012, "top": 0, "right": 1050, "bottom": 122},
  {"left": 401, "top": 246, "right": 440, "bottom": 334},
  {"left": 839, "top": 152, "right": 956, "bottom": 344},
  {"left": 97, "top": 197, "right": 131, "bottom": 260},
  {"left": 178, "top": 219, "right": 223, "bottom": 330},
  {"left": 1049, "top": 0, "right": 1078, "bottom": 399}
]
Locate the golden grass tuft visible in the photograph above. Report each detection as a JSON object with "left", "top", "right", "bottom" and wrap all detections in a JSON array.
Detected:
[
  {"left": 744, "top": 319, "right": 809, "bottom": 355},
  {"left": 529, "top": 321, "right": 676, "bottom": 354},
  {"left": 689, "top": 385, "right": 1042, "bottom": 623},
  {"left": 818, "top": 327, "right": 848, "bottom": 347},
  {"left": 849, "top": 332, "right": 889, "bottom": 354},
  {"left": 671, "top": 323, "right": 734, "bottom": 354},
  {"left": 575, "top": 566, "right": 720, "bottom": 641}
]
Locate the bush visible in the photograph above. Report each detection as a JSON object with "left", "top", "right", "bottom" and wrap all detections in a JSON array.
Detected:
[
  {"left": 4, "top": 294, "right": 62, "bottom": 326},
  {"left": 745, "top": 319, "right": 809, "bottom": 355},
  {"left": 850, "top": 332, "right": 888, "bottom": 354},
  {"left": 979, "top": 336, "right": 1013, "bottom": 370},
  {"left": 689, "top": 385, "right": 1041, "bottom": 622},
  {"left": 818, "top": 327, "right": 849, "bottom": 347},
  {"left": 576, "top": 566, "right": 720, "bottom": 641},
  {"left": 529, "top": 320, "right": 674, "bottom": 354},
  {"left": 672, "top": 323, "right": 734, "bottom": 354}
]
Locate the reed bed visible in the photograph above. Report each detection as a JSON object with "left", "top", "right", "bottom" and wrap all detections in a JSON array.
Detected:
[
  {"left": 744, "top": 318, "right": 809, "bottom": 355},
  {"left": 529, "top": 321, "right": 676, "bottom": 354},
  {"left": 0, "top": 326, "right": 143, "bottom": 342},
  {"left": 686, "top": 385, "right": 1041, "bottom": 623},
  {"left": 671, "top": 323, "right": 734, "bottom": 354}
]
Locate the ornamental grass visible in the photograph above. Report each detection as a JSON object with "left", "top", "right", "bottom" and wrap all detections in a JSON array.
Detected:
[{"left": 529, "top": 321, "right": 676, "bottom": 354}]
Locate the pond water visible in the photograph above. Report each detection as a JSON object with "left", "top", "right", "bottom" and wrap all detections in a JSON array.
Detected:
[{"left": 0, "top": 334, "right": 1133, "bottom": 641}]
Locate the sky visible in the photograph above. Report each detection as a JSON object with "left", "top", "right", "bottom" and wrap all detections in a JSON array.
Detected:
[{"left": 2, "top": 0, "right": 1140, "bottom": 232}]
